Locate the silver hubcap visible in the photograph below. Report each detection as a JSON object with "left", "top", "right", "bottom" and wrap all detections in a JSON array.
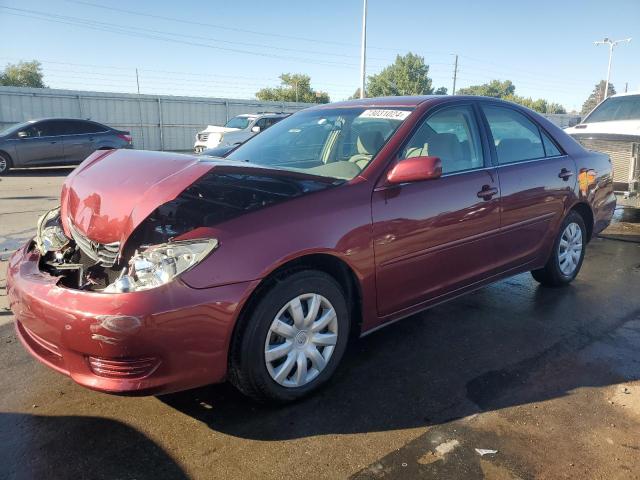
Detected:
[
  {"left": 0, "top": 157, "right": 6, "bottom": 173},
  {"left": 558, "top": 222, "right": 583, "bottom": 276},
  {"left": 264, "top": 293, "right": 338, "bottom": 388}
]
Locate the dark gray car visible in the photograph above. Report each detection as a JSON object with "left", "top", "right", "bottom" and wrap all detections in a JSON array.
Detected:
[{"left": 0, "top": 118, "right": 132, "bottom": 175}]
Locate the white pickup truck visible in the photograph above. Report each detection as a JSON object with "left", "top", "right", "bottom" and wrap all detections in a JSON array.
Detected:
[{"left": 566, "top": 92, "right": 640, "bottom": 208}]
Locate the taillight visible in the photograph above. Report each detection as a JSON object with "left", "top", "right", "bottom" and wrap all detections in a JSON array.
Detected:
[
  {"left": 117, "top": 133, "right": 132, "bottom": 144},
  {"left": 88, "top": 356, "right": 159, "bottom": 378}
]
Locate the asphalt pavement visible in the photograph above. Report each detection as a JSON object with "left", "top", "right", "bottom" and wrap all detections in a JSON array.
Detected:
[{"left": 1, "top": 168, "right": 639, "bottom": 480}]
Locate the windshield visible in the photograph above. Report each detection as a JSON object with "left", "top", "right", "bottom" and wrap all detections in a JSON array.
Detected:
[
  {"left": 0, "top": 121, "right": 32, "bottom": 137},
  {"left": 224, "top": 116, "right": 252, "bottom": 129},
  {"left": 226, "top": 107, "right": 413, "bottom": 180},
  {"left": 584, "top": 95, "right": 640, "bottom": 123}
]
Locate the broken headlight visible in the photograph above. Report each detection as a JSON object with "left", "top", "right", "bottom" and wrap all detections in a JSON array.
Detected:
[
  {"left": 103, "top": 239, "right": 218, "bottom": 293},
  {"left": 35, "top": 207, "right": 70, "bottom": 255}
]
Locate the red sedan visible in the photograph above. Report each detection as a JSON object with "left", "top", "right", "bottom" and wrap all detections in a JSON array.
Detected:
[{"left": 7, "top": 96, "right": 615, "bottom": 402}]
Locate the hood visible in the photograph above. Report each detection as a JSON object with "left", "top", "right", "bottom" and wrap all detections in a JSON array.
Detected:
[
  {"left": 202, "top": 125, "right": 240, "bottom": 134},
  {"left": 60, "top": 150, "right": 338, "bottom": 247},
  {"left": 566, "top": 120, "right": 640, "bottom": 136},
  {"left": 61, "top": 150, "right": 215, "bottom": 245}
]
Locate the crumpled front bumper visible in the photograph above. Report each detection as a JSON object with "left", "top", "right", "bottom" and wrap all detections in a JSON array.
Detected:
[{"left": 6, "top": 242, "right": 258, "bottom": 395}]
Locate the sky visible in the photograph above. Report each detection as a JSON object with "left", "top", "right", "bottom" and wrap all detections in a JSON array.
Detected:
[{"left": 1, "top": 0, "right": 639, "bottom": 112}]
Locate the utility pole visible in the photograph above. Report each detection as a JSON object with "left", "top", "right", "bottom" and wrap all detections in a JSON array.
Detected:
[
  {"left": 594, "top": 37, "right": 632, "bottom": 100},
  {"left": 135, "top": 68, "right": 146, "bottom": 149},
  {"left": 452, "top": 54, "right": 458, "bottom": 95},
  {"left": 359, "top": 0, "right": 367, "bottom": 98}
]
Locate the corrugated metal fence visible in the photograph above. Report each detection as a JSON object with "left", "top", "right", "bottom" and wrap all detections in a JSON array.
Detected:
[
  {"left": 0, "top": 87, "right": 583, "bottom": 151},
  {"left": 0, "top": 86, "right": 313, "bottom": 151}
]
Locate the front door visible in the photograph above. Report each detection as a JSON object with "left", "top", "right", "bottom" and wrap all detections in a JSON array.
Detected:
[
  {"left": 372, "top": 104, "right": 501, "bottom": 318},
  {"left": 14, "top": 120, "right": 64, "bottom": 166},
  {"left": 479, "top": 104, "right": 577, "bottom": 270}
]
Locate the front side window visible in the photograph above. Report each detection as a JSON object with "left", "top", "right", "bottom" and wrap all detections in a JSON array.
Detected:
[
  {"left": 482, "top": 106, "right": 544, "bottom": 164},
  {"left": 224, "top": 116, "right": 252, "bottom": 129},
  {"left": 226, "top": 107, "right": 413, "bottom": 180},
  {"left": 399, "top": 105, "right": 484, "bottom": 174}
]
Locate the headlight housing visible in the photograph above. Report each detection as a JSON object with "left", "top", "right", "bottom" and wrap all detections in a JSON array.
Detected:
[
  {"left": 35, "top": 207, "right": 69, "bottom": 255},
  {"left": 103, "top": 239, "right": 218, "bottom": 293}
]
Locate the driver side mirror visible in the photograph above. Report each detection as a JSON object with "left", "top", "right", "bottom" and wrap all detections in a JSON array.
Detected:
[
  {"left": 17, "top": 131, "right": 28, "bottom": 139},
  {"left": 387, "top": 156, "right": 442, "bottom": 184},
  {"left": 251, "top": 126, "right": 261, "bottom": 133}
]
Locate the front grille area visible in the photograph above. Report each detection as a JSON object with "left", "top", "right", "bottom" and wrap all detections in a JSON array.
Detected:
[
  {"left": 198, "top": 132, "right": 209, "bottom": 142},
  {"left": 576, "top": 137, "right": 639, "bottom": 185},
  {"left": 68, "top": 221, "right": 120, "bottom": 267}
]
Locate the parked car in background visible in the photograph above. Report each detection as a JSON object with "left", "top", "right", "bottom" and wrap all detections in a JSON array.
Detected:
[
  {"left": 566, "top": 92, "right": 640, "bottom": 208},
  {"left": 0, "top": 118, "right": 132, "bottom": 175},
  {"left": 193, "top": 112, "right": 289, "bottom": 153},
  {"left": 8, "top": 96, "right": 614, "bottom": 403}
]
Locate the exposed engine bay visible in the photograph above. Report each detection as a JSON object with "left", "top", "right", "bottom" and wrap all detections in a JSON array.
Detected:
[{"left": 36, "top": 170, "right": 336, "bottom": 293}]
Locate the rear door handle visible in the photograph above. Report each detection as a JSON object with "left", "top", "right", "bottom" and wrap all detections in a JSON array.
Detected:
[
  {"left": 477, "top": 185, "right": 498, "bottom": 200},
  {"left": 558, "top": 168, "right": 573, "bottom": 180}
]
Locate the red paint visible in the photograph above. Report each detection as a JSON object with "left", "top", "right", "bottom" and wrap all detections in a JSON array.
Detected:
[{"left": 7, "top": 96, "right": 615, "bottom": 395}]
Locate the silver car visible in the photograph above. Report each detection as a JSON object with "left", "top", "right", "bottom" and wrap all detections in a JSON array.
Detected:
[{"left": 0, "top": 118, "right": 133, "bottom": 175}]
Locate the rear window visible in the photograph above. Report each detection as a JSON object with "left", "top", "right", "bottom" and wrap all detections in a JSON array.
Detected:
[{"left": 584, "top": 95, "right": 640, "bottom": 123}]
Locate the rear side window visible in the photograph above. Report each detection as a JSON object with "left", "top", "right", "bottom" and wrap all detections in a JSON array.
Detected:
[
  {"left": 63, "top": 120, "right": 106, "bottom": 134},
  {"left": 400, "top": 105, "right": 484, "bottom": 174},
  {"left": 541, "top": 130, "right": 561, "bottom": 157},
  {"left": 482, "top": 106, "right": 545, "bottom": 164}
]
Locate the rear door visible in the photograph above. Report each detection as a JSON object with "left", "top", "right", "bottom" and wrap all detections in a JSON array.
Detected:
[
  {"left": 62, "top": 120, "right": 106, "bottom": 163},
  {"left": 372, "top": 103, "right": 501, "bottom": 317},
  {"left": 14, "top": 120, "right": 65, "bottom": 165},
  {"left": 479, "top": 104, "right": 576, "bottom": 270}
]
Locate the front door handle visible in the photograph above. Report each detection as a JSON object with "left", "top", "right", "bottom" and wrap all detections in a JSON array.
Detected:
[
  {"left": 477, "top": 185, "right": 498, "bottom": 200},
  {"left": 558, "top": 168, "right": 573, "bottom": 180}
]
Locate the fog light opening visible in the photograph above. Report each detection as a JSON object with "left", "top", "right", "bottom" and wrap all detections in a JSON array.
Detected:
[{"left": 88, "top": 356, "right": 160, "bottom": 379}]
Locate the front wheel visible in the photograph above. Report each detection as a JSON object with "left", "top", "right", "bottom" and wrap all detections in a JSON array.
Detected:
[
  {"left": 531, "top": 211, "right": 586, "bottom": 287},
  {"left": 229, "top": 270, "right": 350, "bottom": 403},
  {"left": 0, "top": 152, "right": 12, "bottom": 175}
]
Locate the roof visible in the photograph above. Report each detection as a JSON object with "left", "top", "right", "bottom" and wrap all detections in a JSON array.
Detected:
[{"left": 309, "top": 95, "right": 517, "bottom": 110}]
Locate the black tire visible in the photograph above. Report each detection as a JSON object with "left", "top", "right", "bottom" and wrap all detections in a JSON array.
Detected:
[
  {"left": 229, "top": 270, "right": 350, "bottom": 403},
  {"left": 0, "top": 152, "right": 12, "bottom": 176},
  {"left": 531, "top": 211, "right": 587, "bottom": 287}
]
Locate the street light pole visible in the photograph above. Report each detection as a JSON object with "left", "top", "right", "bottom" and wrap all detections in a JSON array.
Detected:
[
  {"left": 359, "top": 0, "right": 367, "bottom": 99},
  {"left": 594, "top": 37, "right": 632, "bottom": 101}
]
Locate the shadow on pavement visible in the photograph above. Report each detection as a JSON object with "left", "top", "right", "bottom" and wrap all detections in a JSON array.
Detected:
[
  {"left": 159, "top": 239, "right": 640, "bottom": 443},
  {"left": 5, "top": 167, "right": 75, "bottom": 178},
  {"left": 0, "top": 413, "right": 188, "bottom": 480}
]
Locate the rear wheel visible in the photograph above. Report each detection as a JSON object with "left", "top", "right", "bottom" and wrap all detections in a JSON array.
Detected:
[
  {"left": 531, "top": 211, "right": 586, "bottom": 287},
  {"left": 0, "top": 152, "right": 12, "bottom": 175},
  {"left": 229, "top": 270, "right": 350, "bottom": 403}
]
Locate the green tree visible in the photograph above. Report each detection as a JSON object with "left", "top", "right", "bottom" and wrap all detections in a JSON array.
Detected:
[
  {"left": 434, "top": 86, "right": 448, "bottom": 95},
  {"left": 367, "top": 53, "right": 433, "bottom": 97},
  {"left": 457, "top": 79, "right": 566, "bottom": 114},
  {"left": 581, "top": 80, "right": 616, "bottom": 115},
  {"left": 0, "top": 60, "right": 46, "bottom": 88},
  {"left": 457, "top": 79, "right": 515, "bottom": 98},
  {"left": 256, "top": 73, "right": 329, "bottom": 103}
]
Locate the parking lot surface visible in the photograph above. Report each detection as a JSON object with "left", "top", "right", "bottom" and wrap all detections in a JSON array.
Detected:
[{"left": 1, "top": 169, "right": 639, "bottom": 480}]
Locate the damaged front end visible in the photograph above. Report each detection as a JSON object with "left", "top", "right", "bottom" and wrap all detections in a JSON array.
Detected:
[
  {"left": 36, "top": 206, "right": 219, "bottom": 293},
  {"left": 37, "top": 163, "right": 335, "bottom": 294}
]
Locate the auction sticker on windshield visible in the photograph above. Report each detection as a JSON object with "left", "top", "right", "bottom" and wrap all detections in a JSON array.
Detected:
[{"left": 359, "top": 109, "right": 411, "bottom": 120}]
